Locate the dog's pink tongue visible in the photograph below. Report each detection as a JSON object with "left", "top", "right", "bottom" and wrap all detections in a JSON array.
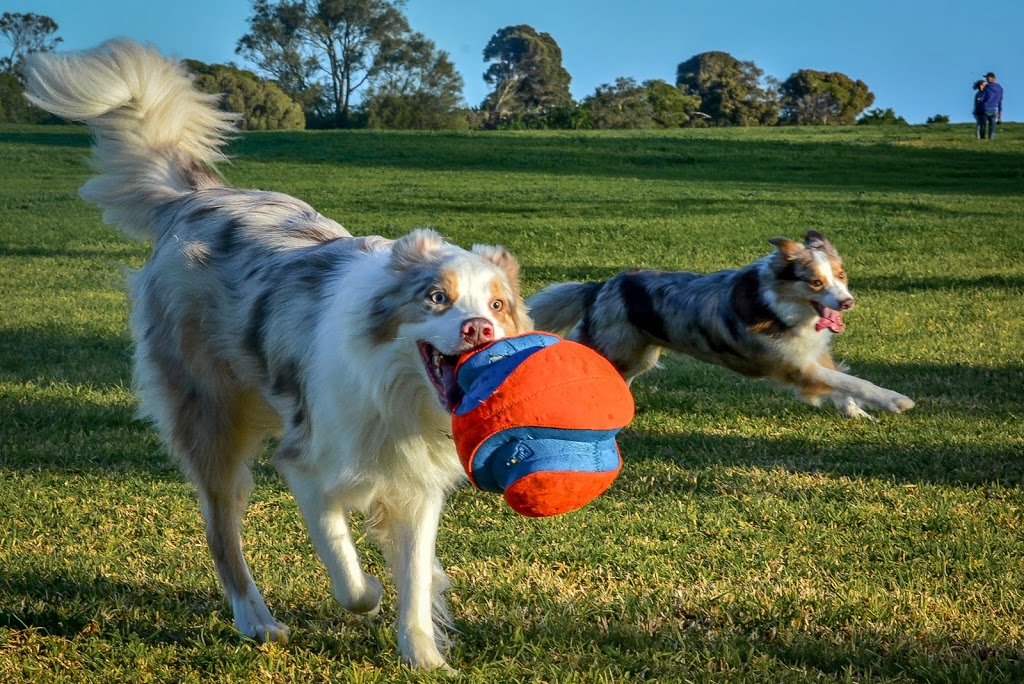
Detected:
[{"left": 815, "top": 308, "right": 845, "bottom": 333}]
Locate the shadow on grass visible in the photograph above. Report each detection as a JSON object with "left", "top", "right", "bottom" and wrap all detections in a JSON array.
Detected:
[
  {"left": 0, "top": 570, "right": 219, "bottom": 643},
  {"left": 619, "top": 357, "right": 1024, "bottom": 487},
  {"left": 854, "top": 272, "right": 1024, "bottom": 293},
  {"left": 4, "top": 126, "right": 1022, "bottom": 197},
  {"left": 0, "top": 567, "right": 389, "bottom": 668},
  {"left": 455, "top": 593, "right": 1024, "bottom": 681},
  {"left": 4, "top": 566, "right": 1021, "bottom": 680},
  {"left": 0, "top": 243, "right": 143, "bottom": 260},
  {"left": 221, "top": 129, "right": 1024, "bottom": 197},
  {"left": 0, "top": 127, "right": 91, "bottom": 149},
  {"left": 0, "top": 328, "right": 132, "bottom": 388}
]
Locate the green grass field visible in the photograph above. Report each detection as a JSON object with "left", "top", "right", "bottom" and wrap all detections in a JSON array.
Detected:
[{"left": 1, "top": 123, "right": 1023, "bottom": 683}]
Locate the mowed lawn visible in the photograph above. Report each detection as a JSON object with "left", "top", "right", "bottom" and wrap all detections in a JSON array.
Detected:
[{"left": 1, "top": 123, "right": 1023, "bottom": 683}]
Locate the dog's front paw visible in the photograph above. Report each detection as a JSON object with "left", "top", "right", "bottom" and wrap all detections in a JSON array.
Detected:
[
  {"left": 399, "top": 627, "right": 450, "bottom": 672},
  {"left": 879, "top": 391, "right": 915, "bottom": 414},
  {"left": 831, "top": 395, "right": 875, "bottom": 420}
]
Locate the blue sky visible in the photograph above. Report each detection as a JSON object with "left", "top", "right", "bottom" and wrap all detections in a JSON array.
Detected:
[{"left": 19, "top": 0, "right": 1023, "bottom": 124}]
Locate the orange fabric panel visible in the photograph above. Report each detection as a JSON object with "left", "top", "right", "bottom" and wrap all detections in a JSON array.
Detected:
[
  {"left": 503, "top": 465, "right": 622, "bottom": 517},
  {"left": 453, "top": 340, "right": 634, "bottom": 474}
]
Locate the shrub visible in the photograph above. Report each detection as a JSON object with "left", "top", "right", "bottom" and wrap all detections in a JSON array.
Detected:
[
  {"left": 184, "top": 60, "right": 304, "bottom": 131},
  {"left": 364, "top": 92, "right": 470, "bottom": 130},
  {"left": 0, "top": 71, "right": 54, "bottom": 123},
  {"left": 857, "top": 108, "right": 908, "bottom": 126}
]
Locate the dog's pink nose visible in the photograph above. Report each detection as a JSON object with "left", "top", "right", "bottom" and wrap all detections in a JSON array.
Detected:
[
  {"left": 461, "top": 318, "right": 495, "bottom": 346},
  {"left": 840, "top": 298, "right": 855, "bottom": 311}
]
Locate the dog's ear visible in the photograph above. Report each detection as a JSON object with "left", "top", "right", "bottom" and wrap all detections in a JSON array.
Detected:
[
  {"left": 390, "top": 229, "right": 444, "bottom": 271},
  {"left": 472, "top": 243, "right": 521, "bottom": 285},
  {"left": 472, "top": 244, "right": 532, "bottom": 332},
  {"left": 804, "top": 229, "right": 839, "bottom": 258},
  {"left": 768, "top": 236, "right": 803, "bottom": 260}
]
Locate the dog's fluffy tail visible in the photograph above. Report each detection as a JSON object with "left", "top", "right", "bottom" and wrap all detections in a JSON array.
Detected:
[
  {"left": 24, "top": 39, "right": 236, "bottom": 241},
  {"left": 526, "top": 281, "right": 602, "bottom": 335}
]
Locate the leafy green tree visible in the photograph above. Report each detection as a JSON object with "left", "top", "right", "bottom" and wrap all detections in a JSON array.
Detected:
[
  {"left": 482, "top": 24, "right": 572, "bottom": 128},
  {"left": 645, "top": 79, "right": 702, "bottom": 128},
  {"left": 0, "top": 12, "right": 62, "bottom": 81},
  {"left": 303, "top": 0, "right": 410, "bottom": 126},
  {"left": 857, "top": 108, "right": 908, "bottom": 126},
  {"left": 779, "top": 69, "right": 874, "bottom": 125},
  {"left": 186, "top": 60, "right": 305, "bottom": 130},
  {"left": 363, "top": 31, "right": 465, "bottom": 128},
  {"left": 582, "top": 78, "right": 701, "bottom": 129},
  {"left": 239, "top": 0, "right": 453, "bottom": 128},
  {"left": 236, "top": 0, "right": 323, "bottom": 112},
  {"left": 583, "top": 77, "right": 651, "bottom": 129},
  {"left": 926, "top": 114, "right": 950, "bottom": 125},
  {"left": 675, "top": 51, "right": 778, "bottom": 126}
]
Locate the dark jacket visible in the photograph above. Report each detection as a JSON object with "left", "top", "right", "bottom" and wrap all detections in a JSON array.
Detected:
[{"left": 979, "top": 82, "right": 1004, "bottom": 114}]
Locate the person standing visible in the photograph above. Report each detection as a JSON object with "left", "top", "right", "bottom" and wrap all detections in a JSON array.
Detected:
[
  {"left": 973, "top": 80, "right": 987, "bottom": 138},
  {"left": 978, "top": 72, "right": 1004, "bottom": 139}
]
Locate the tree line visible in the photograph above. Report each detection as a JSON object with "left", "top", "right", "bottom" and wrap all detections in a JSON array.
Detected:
[{"left": 2, "top": 4, "right": 922, "bottom": 130}]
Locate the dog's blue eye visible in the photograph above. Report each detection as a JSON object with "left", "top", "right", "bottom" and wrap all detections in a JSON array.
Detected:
[{"left": 429, "top": 291, "right": 447, "bottom": 305}]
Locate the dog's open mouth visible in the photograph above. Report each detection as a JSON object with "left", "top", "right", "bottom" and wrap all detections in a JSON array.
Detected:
[
  {"left": 417, "top": 342, "right": 465, "bottom": 412},
  {"left": 812, "top": 302, "right": 845, "bottom": 333}
]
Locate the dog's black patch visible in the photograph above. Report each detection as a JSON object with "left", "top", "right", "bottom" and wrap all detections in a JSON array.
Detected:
[
  {"left": 245, "top": 290, "right": 273, "bottom": 374},
  {"left": 245, "top": 263, "right": 264, "bottom": 282},
  {"left": 290, "top": 245, "right": 344, "bottom": 294},
  {"left": 722, "top": 304, "right": 746, "bottom": 341},
  {"left": 776, "top": 261, "right": 799, "bottom": 281},
  {"left": 620, "top": 276, "right": 669, "bottom": 342},
  {"left": 731, "top": 268, "right": 789, "bottom": 335},
  {"left": 216, "top": 217, "right": 243, "bottom": 255},
  {"left": 576, "top": 282, "right": 604, "bottom": 345},
  {"left": 697, "top": 321, "right": 742, "bottom": 358},
  {"left": 364, "top": 263, "right": 442, "bottom": 344},
  {"left": 272, "top": 359, "right": 302, "bottom": 399}
]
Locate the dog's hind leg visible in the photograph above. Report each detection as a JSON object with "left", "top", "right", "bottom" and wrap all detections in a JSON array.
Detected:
[
  {"left": 274, "top": 456, "right": 384, "bottom": 617},
  {"left": 191, "top": 393, "right": 289, "bottom": 643},
  {"left": 142, "top": 352, "right": 288, "bottom": 640},
  {"left": 133, "top": 300, "right": 287, "bottom": 640}
]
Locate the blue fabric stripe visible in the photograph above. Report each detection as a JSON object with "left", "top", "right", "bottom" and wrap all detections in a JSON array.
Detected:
[
  {"left": 470, "top": 425, "right": 622, "bottom": 493},
  {"left": 454, "top": 333, "right": 560, "bottom": 416}
]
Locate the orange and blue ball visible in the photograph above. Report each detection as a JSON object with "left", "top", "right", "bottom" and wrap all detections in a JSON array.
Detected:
[{"left": 451, "top": 332, "right": 635, "bottom": 517}]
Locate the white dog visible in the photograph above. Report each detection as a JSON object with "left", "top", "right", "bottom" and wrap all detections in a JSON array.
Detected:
[{"left": 26, "top": 39, "right": 531, "bottom": 670}]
